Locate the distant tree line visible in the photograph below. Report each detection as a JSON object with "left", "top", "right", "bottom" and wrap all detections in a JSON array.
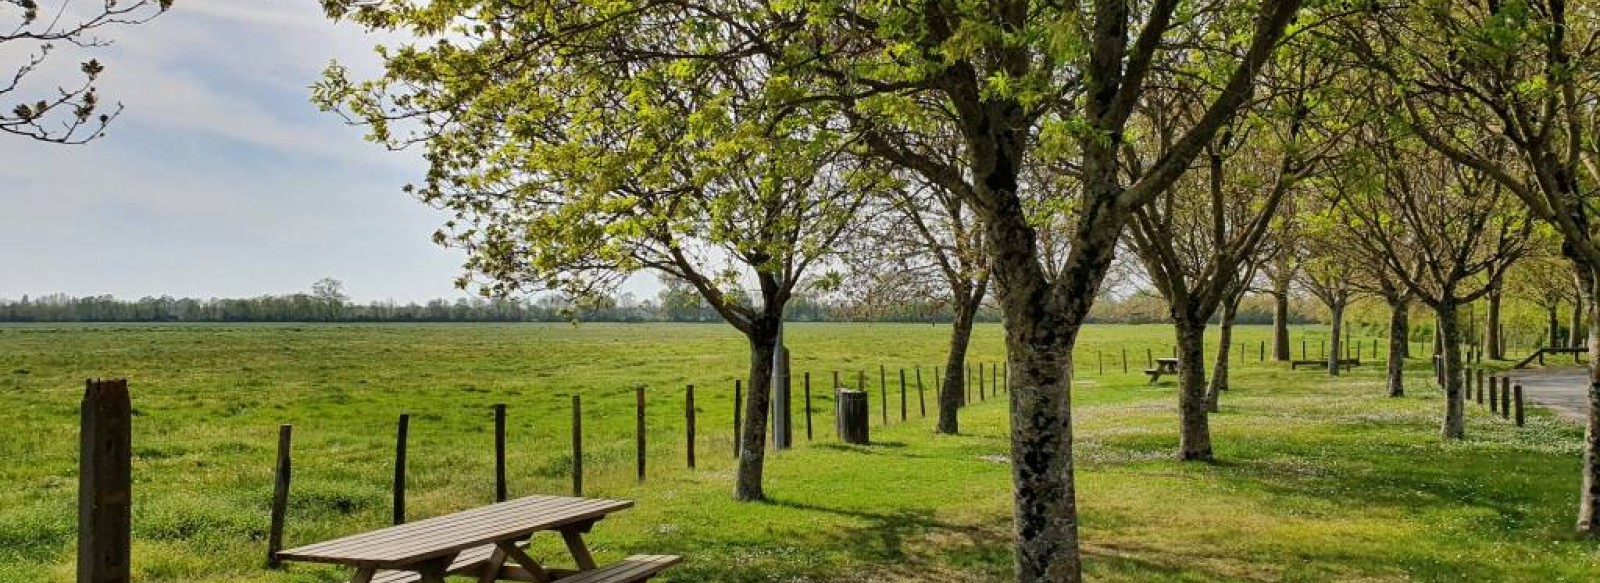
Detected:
[{"left": 0, "top": 279, "right": 1324, "bottom": 325}]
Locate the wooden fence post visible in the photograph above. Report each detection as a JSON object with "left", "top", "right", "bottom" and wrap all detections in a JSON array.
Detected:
[
  {"left": 833, "top": 371, "right": 842, "bottom": 438},
  {"left": 899, "top": 369, "right": 907, "bottom": 421},
  {"left": 635, "top": 388, "right": 646, "bottom": 482},
  {"left": 572, "top": 395, "right": 583, "bottom": 497},
  {"left": 1301, "top": 339, "right": 1307, "bottom": 360},
  {"left": 1475, "top": 370, "right": 1485, "bottom": 404},
  {"left": 979, "top": 362, "right": 986, "bottom": 400},
  {"left": 266, "top": 423, "right": 290, "bottom": 569},
  {"left": 494, "top": 403, "right": 507, "bottom": 502},
  {"left": 803, "top": 374, "right": 813, "bottom": 442},
  {"left": 879, "top": 365, "right": 888, "bottom": 425},
  {"left": 1514, "top": 383, "right": 1525, "bottom": 427},
  {"left": 1122, "top": 349, "right": 1129, "bottom": 374},
  {"left": 733, "top": 379, "right": 743, "bottom": 458},
  {"left": 1259, "top": 340, "right": 1265, "bottom": 362},
  {"left": 965, "top": 363, "right": 973, "bottom": 405},
  {"left": 1489, "top": 376, "right": 1499, "bottom": 413},
  {"left": 393, "top": 414, "right": 408, "bottom": 525},
  {"left": 992, "top": 362, "right": 998, "bottom": 394},
  {"left": 1146, "top": 348, "right": 1153, "bottom": 368},
  {"left": 1500, "top": 378, "right": 1511, "bottom": 420},
  {"left": 1097, "top": 352, "right": 1103, "bottom": 376},
  {"left": 685, "top": 385, "right": 696, "bottom": 469},
  {"left": 916, "top": 366, "right": 926, "bottom": 418}
]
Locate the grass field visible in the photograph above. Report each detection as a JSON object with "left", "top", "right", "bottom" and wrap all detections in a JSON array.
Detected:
[{"left": 2, "top": 322, "right": 1597, "bottom": 582}]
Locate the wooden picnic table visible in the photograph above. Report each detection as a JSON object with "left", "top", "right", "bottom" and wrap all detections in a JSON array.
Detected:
[
  {"left": 277, "top": 494, "right": 679, "bottom": 583},
  {"left": 1145, "top": 357, "right": 1179, "bottom": 384}
]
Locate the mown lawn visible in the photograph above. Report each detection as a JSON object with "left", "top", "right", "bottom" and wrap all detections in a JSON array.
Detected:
[{"left": 0, "top": 322, "right": 1595, "bottom": 581}]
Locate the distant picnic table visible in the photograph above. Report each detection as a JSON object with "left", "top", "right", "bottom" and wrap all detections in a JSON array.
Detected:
[
  {"left": 276, "top": 495, "right": 680, "bottom": 583},
  {"left": 1513, "top": 346, "right": 1588, "bottom": 369},
  {"left": 1291, "top": 358, "right": 1361, "bottom": 370},
  {"left": 1145, "top": 357, "right": 1179, "bottom": 384}
]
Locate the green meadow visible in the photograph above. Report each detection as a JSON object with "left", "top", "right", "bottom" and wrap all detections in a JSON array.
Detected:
[{"left": 1, "top": 322, "right": 1596, "bottom": 581}]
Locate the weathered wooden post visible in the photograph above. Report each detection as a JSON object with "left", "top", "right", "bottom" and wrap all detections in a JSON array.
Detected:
[
  {"left": 979, "top": 362, "right": 986, "bottom": 399},
  {"left": 685, "top": 384, "right": 696, "bottom": 469},
  {"left": 1489, "top": 376, "right": 1500, "bottom": 414},
  {"left": 898, "top": 369, "right": 907, "bottom": 421},
  {"left": 266, "top": 422, "right": 290, "bottom": 569},
  {"left": 1513, "top": 383, "right": 1525, "bottom": 427},
  {"left": 837, "top": 390, "right": 869, "bottom": 445},
  {"left": 1096, "top": 351, "right": 1103, "bottom": 376},
  {"left": 1475, "top": 371, "right": 1485, "bottom": 404},
  {"left": 1302, "top": 339, "right": 1307, "bottom": 360},
  {"left": 393, "top": 414, "right": 408, "bottom": 525},
  {"left": 915, "top": 366, "right": 926, "bottom": 418},
  {"left": 802, "top": 373, "right": 813, "bottom": 441},
  {"left": 965, "top": 362, "right": 973, "bottom": 405},
  {"left": 1500, "top": 377, "right": 1511, "bottom": 420},
  {"left": 1259, "top": 340, "right": 1265, "bottom": 362},
  {"left": 992, "top": 362, "right": 998, "bottom": 393},
  {"left": 571, "top": 395, "right": 583, "bottom": 497},
  {"left": 79, "top": 379, "right": 132, "bottom": 583},
  {"left": 733, "top": 379, "right": 743, "bottom": 458},
  {"left": 775, "top": 346, "right": 793, "bottom": 450},
  {"left": 1146, "top": 348, "right": 1154, "bottom": 368},
  {"left": 494, "top": 403, "right": 508, "bottom": 502},
  {"left": 1122, "top": 348, "right": 1129, "bottom": 373},
  {"left": 879, "top": 365, "right": 888, "bottom": 425},
  {"left": 635, "top": 388, "right": 646, "bottom": 482}
]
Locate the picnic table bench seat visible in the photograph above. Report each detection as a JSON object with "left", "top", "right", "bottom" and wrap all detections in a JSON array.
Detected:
[
  {"left": 368, "top": 543, "right": 516, "bottom": 583},
  {"left": 552, "top": 555, "right": 683, "bottom": 583},
  {"left": 1290, "top": 358, "right": 1360, "bottom": 370}
]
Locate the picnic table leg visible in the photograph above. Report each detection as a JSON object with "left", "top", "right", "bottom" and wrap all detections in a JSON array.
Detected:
[
  {"left": 560, "top": 529, "right": 598, "bottom": 571},
  {"left": 477, "top": 546, "right": 511, "bottom": 583},
  {"left": 350, "top": 567, "right": 377, "bottom": 583},
  {"left": 418, "top": 555, "right": 455, "bottom": 583},
  {"left": 496, "top": 541, "right": 552, "bottom": 582}
]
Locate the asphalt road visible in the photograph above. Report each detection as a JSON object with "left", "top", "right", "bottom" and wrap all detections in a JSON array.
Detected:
[{"left": 1506, "top": 367, "right": 1592, "bottom": 422}]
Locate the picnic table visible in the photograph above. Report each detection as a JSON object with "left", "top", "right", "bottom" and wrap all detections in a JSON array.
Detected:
[
  {"left": 276, "top": 495, "right": 680, "bottom": 583},
  {"left": 1145, "top": 357, "right": 1179, "bottom": 384}
]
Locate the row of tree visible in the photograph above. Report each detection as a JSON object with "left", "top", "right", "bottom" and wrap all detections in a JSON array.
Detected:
[
  {"left": 307, "top": 0, "right": 1600, "bottom": 579},
  {"left": 18, "top": 0, "right": 1600, "bottom": 580}
]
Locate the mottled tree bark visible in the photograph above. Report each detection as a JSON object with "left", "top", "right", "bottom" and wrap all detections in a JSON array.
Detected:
[
  {"left": 1485, "top": 280, "right": 1504, "bottom": 359},
  {"left": 734, "top": 320, "right": 779, "bottom": 501},
  {"left": 1206, "top": 297, "right": 1240, "bottom": 413},
  {"left": 1575, "top": 262, "right": 1600, "bottom": 534},
  {"left": 1272, "top": 282, "right": 1292, "bottom": 360},
  {"left": 938, "top": 293, "right": 982, "bottom": 434},
  {"left": 1174, "top": 318, "right": 1213, "bottom": 460},
  {"left": 1436, "top": 303, "right": 1465, "bottom": 440},
  {"left": 1328, "top": 301, "right": 1345, "bottom": 376},
  {"left": 1387, "top": 297, "right": 1408, "bottom": 397},
  {"left": 1574, "top": 274, "right": 1587, "bottom": 349},
  {"left": 1549, "top": 304, "right": 1562, "bottom": 348}
]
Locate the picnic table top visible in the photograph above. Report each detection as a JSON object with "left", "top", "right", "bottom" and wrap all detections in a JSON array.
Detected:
[
  {"left": 277, "top": 495, "right": 632, "bottom": 569},
  {"left": 1155, "top": 357, "right": 1179, "bottom": 364}
]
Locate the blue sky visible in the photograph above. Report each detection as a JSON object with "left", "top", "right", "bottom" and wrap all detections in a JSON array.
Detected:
[{"left": 0, "top": 2, "right": 632, "bottom": 303}]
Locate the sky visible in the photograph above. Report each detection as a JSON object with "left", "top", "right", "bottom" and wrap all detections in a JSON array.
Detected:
[{"left": 0, "top": 2, "right": 657, "bottom": 303}]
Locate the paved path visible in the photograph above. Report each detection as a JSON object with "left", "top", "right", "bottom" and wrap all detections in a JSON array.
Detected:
[{"left": 1506, "top": 367, "right": 1591, "bottom": 423}]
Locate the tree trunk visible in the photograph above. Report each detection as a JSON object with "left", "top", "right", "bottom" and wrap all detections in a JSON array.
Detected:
[
  {"left": 1387, "top": 296, "right": 1407, "bottom": 397},
  {"left": 1485, "top": 282, "right": 1504, "bottom": 360},
  {"left": 1575, "top": 261, "right": 1600, "bottom": 534},
  {"left": 1436, "top": 302, "right": 1465, "bottom": 440},
  {"left": 938, "top": 293, "right": 980, "bottom": 434},
  {"left": 1574, "top": 274, "right": 1587, "bottom": 348},
  {"left": 1327, "top": 301, "right": 1344, "bottom": 376},
  {"left": 1175, "top": 318, "right": 1213, "bottom": 461},
  {"left": 734, "top": 321, "right": 779, "bottom": 501},
  {"left": 1549, "top": 303, "right": 1562, "bottom": 348},
  {"left": 1206, "top": 299, "right": 1239, "bottom": 413},
  {"left": 1272, "top": 286, "right": 1291, "bottom": 361}
]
